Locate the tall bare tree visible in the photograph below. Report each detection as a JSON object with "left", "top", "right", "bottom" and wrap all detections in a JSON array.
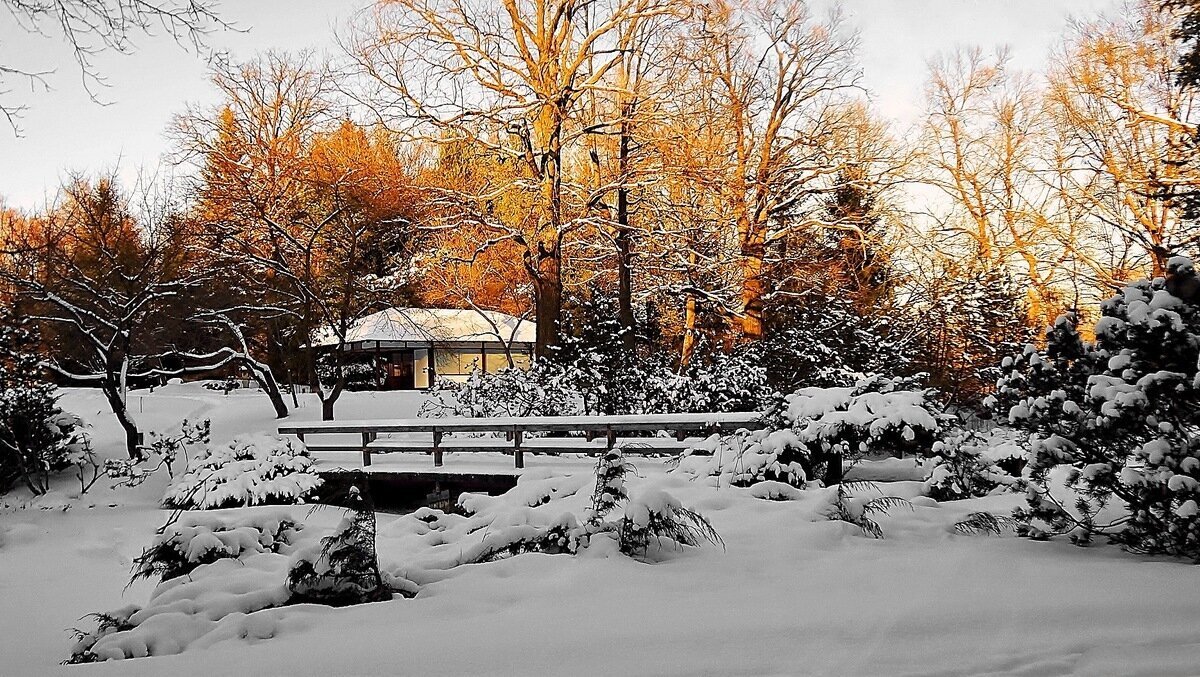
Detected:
[
  {"left": 349, "top": 0, "right": 673, "bottom": 356},
  {"left": 681, "top": 0, "right": 862, "bottom": 338},
  {"left": 1047, "top": 0, "right": 1200, "bottom": 278},
  {"left": 919, "top": 47, "right": 1068, "bottom": 324},
  {"left": 0, "top": 174, "right": 202, "bottom": 458},
  {"left": 177, "top": 53, "right": 415, "bottom": 420}
]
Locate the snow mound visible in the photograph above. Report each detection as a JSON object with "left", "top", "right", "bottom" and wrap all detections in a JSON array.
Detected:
[
  {"left": 748, "top": 480, "right": 803, "bottom": 501},
  {"left": 76, "top": 552, "right": 294, "bottom": 662}
]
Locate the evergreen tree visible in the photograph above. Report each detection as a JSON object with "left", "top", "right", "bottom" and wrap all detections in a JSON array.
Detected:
[
  {"left": 287, "top": 484, "right": 391, "bottom": 605},
  {"left": 997, "top": 257, "right": 1200, "bottom": 559}
]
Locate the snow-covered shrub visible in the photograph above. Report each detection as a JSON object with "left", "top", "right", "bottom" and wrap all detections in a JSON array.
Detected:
[
  {"left": 586, "top": 448, "right": 633, "bottom": 522},
  {"left": 748, "top": 480, "right": 804, "bottom": 501},
  {"left": 70, "top": 511, "right": 307, "bottom": 663},
  {"left": 423, "top": 293, "right": 772, "bottom": 421},
  {"left": 67, "top": 608, "right": 139, "bottom": 664},
  {"left": 465, "top": 449, "right": 720, "bottom": 562},
  {"left": 0, "top": 314, "right": 90, "bottom": 495},
  {"left": 69, "top": 552, "right": 293, "bottom": 662},
  {"left": 673, "top": 427, "right": 809, "bottom": 488},
  {"left": 670, "top": 346, "right": 772, "bottom": 414},
  {"left": 162, "top": 435, "right": 322, "bottom": 510},
  {"left": 132, "top": 511, "right": 299, "bottom": 582},
  {"left": 420, "top": 360, "right": 581, "bottom": 419},
  {"left": 996, "top": 257, "right": 1200, "bottom": 559},
  {"left": 675, "top": 377, "right": 946, "bottom": 488},
  {"left": 287, "top": 485, "right": 391, "bottom": 606},
  {"left": 922, "top": 428, "right": 1025, "bottom": 501}
]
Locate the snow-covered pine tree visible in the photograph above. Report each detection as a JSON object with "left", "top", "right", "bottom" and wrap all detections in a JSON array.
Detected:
[
  {"left": 757, "top": 293, "right": 914, "bottom": 392},
  {"left": 997, "top": 257, "right": 1200, "bottom": 559},
  {"left": 552, "top": 292, "right": 673, "bottom": 415},
  {"left": 287, "top": 484, "right": 391, "bottom": 605},
  {"left": 586, "top": 448, "right": 632, "bottom": 524}
]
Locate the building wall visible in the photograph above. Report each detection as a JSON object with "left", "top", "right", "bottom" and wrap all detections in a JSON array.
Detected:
[{"left": 413, "top": 349, "right": 430, "bottom": 389}]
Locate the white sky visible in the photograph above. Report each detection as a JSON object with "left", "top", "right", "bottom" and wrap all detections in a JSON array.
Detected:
[{"left": 0, "top": 0, "right": 1120, "bottom": 211}]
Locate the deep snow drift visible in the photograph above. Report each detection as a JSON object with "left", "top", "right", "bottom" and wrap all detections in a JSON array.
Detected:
[{"left": 2, "top": 383, "right": 1199, "bottom": 676}]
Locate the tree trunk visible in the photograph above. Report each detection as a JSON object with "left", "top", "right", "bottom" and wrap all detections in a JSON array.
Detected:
[
  {"left": 533, "top": 247, "right": 563, "bottom": 359},
  {"left": 740, "top": 224, "right": 767, "bottom": 339},
  {"left": 285, "top": 364, "right": 300, "bottom": 408},
  {"left": 102, "top": 380, "right": 142, "bottom": 459},
  {"left": 616, "top": 110, "right": 635, "bottom": 349},
  {"left": 680, "top": 294, "right": 698, "bottom": 369},
  {"left": 241, "top": 358, "right": 288, "bottom": 419},
  {"left": 320, "top": 376, "right": 345, "bottom": 421}
]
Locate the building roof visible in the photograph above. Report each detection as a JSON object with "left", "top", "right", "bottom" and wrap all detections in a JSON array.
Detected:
[{"left": 312, "top": 307, "right": 536, "bottom": 347}]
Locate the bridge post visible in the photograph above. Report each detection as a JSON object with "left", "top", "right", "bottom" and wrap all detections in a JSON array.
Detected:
[
  {"left": 361, "top": 431, "right": 373, "bottom": 467},
  {"left": 513, "top": 430, "right": 524, "bottom": 469},
  {"left": 433, "top": 429, "right": 444, "bottom": 467}
]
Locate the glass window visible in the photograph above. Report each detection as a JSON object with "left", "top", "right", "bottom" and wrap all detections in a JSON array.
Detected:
[
  {"left": 483, "top": 347, "right": 533, "bottom": 372},
  {"left": 435, "top": 348, "right": 482, "bottom": 376}
]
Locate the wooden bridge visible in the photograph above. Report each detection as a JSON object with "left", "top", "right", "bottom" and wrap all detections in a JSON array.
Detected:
[{"left": 278, "top": 412, "right": 765, "bottom": 468}]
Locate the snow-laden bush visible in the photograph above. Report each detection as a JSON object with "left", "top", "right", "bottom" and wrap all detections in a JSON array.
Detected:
[
  {"left": 465, "top": 449, "right": 720, "bottom": 562},
  {"left": 420, "top": 360, "right": 581, "bottom": 419},
  {"left": 69, "top": 552, "right": 294, "bottom": 663},
  {"left": 922, "top": 428, "right": 1025, "bottom": 501},
  {"left": 422, "top": 293, "right": 772, "bottom": 420},
  {"left": 423, "top": 350, "right": 771, "bottom": 421},
  {"left": 675, "top": 377, "right": 946, "bottom": 488},
  {"left": 162, "top": 435, "right": 322, "bottom": 510},
  {"left": 71, "top": 509, "right": 304, "bottom": 664},
  {"left": 670, "top": 347, "right": 772, "bottom": 414},
  {"left": 674, "top": 428, "right": 809, "bottom": 488},
  {"left": 822, "top": 480, "right": 913, "bottom": 539},
  {"left": 995, "top": 257, "right": 1200, "bottom": 559},
  {"left": 616, "top": 488, "right": 722, "bottom": 556},
  {"left": 132, "top": 510, "right": 299, "bottom": 582},
  {"left": 0, "top": 315, "right": 90, "bottom": 496}
]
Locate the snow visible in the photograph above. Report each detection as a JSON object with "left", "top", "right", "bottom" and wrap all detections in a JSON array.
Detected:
[
  {"left": 3, "top": 382, "right": 1200, "bottom": 676},
  {"left": 310, "top": 307, "right": 535, "bottom": 346}
]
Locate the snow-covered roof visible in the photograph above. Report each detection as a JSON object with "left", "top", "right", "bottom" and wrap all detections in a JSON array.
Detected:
[{"left": 312, "top": 307, "right": 535, "bottom": 347}]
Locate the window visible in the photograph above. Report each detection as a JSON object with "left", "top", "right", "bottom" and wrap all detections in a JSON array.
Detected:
[
  {"left": 483, "top": 347, "right": 531, "bottom": 373},
  {"left": 435, "top": 348, "right": 482, "bottom": 376}
]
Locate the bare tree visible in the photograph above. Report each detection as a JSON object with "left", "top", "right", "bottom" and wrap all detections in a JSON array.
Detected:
[
  {"left": 177, "top": 53, "right": 415, "bottom": 420},
  {"left": 1045, "top": 0, "right": 1200, "bottom": 278},
  {"left": 0, "top": 174, "right": 203, "bottom": 458},
  {"left": 348, "top": 0, "right": 674, "bottom": 356},
  {"left": 918, "top": 47, "right": 1069, "bottom": 324},
  {"left": 681, "top": 0, "right": 862, "bottom": 339},
  {"left": 1, "top": 0, "right": 228, "bottom": 131}
]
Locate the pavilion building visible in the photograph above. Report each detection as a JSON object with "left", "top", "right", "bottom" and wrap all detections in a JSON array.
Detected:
[{"left": 311, "top": 307, "right": 535, "bottom": 390}]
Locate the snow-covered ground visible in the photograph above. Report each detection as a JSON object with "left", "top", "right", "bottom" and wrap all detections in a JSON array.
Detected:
[{"left": 3, "top": 384, "right": 1200, "bottom": 676}]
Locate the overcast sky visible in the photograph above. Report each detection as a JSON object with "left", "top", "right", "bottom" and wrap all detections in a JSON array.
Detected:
[{"left": 0, "top": 0, "right": 1120, "bottom": 211}]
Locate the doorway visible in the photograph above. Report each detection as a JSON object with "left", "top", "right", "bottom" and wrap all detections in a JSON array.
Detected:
[{"left": 388, "top": 351, "right": 415, "bottom": 390}]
